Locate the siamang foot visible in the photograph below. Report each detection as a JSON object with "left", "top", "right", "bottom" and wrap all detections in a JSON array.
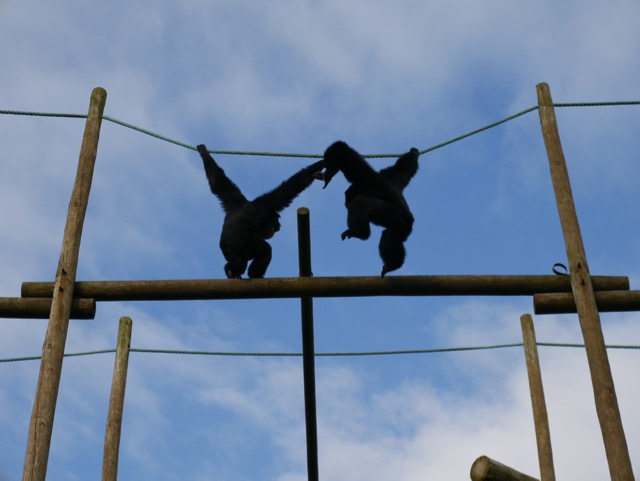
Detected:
[
  {"left": 380, "top": 262, "right": 403, "bottom": 277},
  {"left": 224, "top": 264, "right": 243, "bottom": 279},
  {"left": 341, "top": 229, "right": 370, "bottom": 241}
]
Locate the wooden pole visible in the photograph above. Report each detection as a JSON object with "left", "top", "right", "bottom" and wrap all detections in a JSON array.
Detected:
[
  {"left": 21, "top": 274, "right": 628, "bottom": 301},
  {"left": 22, "top": 87, "right": 107, "bottom": 481},
  {"left": 102, "top": 317, "right": 132, "bottom": 481},
  {"left": 520, "top": 314, "right": 555, "bottom": 481},
  {"left": 0, "top": 297, "right": 95, "bottom": 319},
  {"left": 297, "top": 208, "right": 319, "bottom": 481},
  {"left": 537, "top": 82, "right": 634, "bottom": 480},
  {"left": 470, "top": 456, "right": 539, "bottom": 481},
  {"left": 535, "top": 290, "right": 640, "bottom": 314}
]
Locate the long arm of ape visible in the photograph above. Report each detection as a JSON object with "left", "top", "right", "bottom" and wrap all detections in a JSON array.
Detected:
[
  {"left": 256, "top": 159, "right": 325, "bottom": 212},
  {"left": 197, "top": 144, "right": 248, "bottom": 212},
  {"left": 326, "top": 141, "right": 387, "bottom": 190},
  {"left": 332, "top": 143, "right": 406, "bottom": 203},
  {"left": 344, "top": 148, "right": 418, "bottom": 206},
  {"left": 379, "top": 148, "right": 419, "bottom": 190}
]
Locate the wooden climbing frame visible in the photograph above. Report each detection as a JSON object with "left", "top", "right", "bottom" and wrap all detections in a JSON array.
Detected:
[{"left": 5, "top": 83, "right": 636, "bottom": 481}]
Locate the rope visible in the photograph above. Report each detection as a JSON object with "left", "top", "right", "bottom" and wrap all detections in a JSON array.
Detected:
[
  {"left": 2, "top": 342, "right": 639, "bottom": 363},
  {"left": 419, "top": 106, "right": 539, "bottom": 155},
  {"left": 0, "top": 349, "right": 116, "bottom": 363},
  {"left": 2, "top": 99, "right": 638, "bottom": 159},
  {"left": 554, "top": 101, "right": 640, "bottom": 108},
  {"left": 0, "top": 110, "right": 86, "bottom": 119},
  {"left": 130, "top": 343, "right": 524, "bottom": 357},
  {"left": 537, "top": 342, "right": 639, "bottom": 350},
  {"left": 102, "top": 116, "right": 196, "bottom": 151}
]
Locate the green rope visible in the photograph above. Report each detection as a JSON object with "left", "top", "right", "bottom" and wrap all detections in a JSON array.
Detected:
[
  {"left": 129, "top": 343, "right": 524, "bottom": 357},
  {"left": 102, "top": 115, "right": 196, "bottom": 151},
  {"left": 0, "top": 349, "right": 116, "bottom": 363},
  {"left": 554, "top": 101, "right": 640, "bottom": 108},
  {"left": 0, "top": 110, "right": 86, "bottom": 119},
  {"left": 192, "top": 148, "right": 322, "bottom": 159},
  {"left": 1, "top": 355, "right": 43, "bottom": 363},
  {"left": 2, "top": 342, "right": 639, "bottom": 363},
  {"left": 419, "top": 106, "right": 539, "bottom": 155},
  {"left": 537, "top": 342, "right": 638, "bottom": 350},
  {"left": 2, "top": 100, "right": 638, "bottom": 159}
]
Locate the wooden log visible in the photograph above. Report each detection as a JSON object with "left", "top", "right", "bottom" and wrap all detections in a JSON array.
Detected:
[
  {"left": 537, "top": 82, "right": 634, "bottom": 480},
  {"left": 470, "top": 456, "right": 538, "bottom": 481},
  {"left": 535, "top": 290, "right": 640, "bottom": 314},
  {"left": 20, "top": 274, "right": 628, "bottom": 302},
  {"left": 520, "top": 314, "right": 555, "bottom": 481},
  {"left": 297, "top": 208, "right": 319, "bottom": 481},
  {"left": 101, "top": 317, "right": 132, "bottom": 481},
  {"left": 22, "top": 87, "right": 107, "bottom": 481},
  {"left": 0, "top": 297, "right": 95, "bottom": 319}
]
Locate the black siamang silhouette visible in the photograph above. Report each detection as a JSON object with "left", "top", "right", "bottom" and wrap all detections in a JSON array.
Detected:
[
  {"left": 197, "top": 144, "right": 324, "bottom": 278},
  {"left": 320, "top": 141, "right": 419, "bottom": 276}
]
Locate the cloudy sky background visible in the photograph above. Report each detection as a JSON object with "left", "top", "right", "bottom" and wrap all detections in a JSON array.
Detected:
[{"left": 1, "top": 0, "right": 640, "bottom": 480}]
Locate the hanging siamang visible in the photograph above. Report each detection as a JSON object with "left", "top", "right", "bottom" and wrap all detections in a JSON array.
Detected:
[
  {"left": 197, "top": 144, "right": 324, "bottom": 279},
  {"left": 319, "top": 141, "right": 420, "bottom": 276}
]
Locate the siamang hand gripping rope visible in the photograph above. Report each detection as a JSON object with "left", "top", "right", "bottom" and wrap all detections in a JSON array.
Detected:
[
  {"left": 197, "top": 144, "right": 324, "bottom": 279},
  {"left": 320, "top": 141, "right": 419, "bottom": 277}
]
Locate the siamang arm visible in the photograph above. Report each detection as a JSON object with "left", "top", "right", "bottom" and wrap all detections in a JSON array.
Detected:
[
  {"left": 327, "top": 142, "right": 385, "bottom": 188},
  {"left": 255, "top": 159, "right": 325, "bottom": 213},
  {"left": 379, "top": 148, "right": 419, "bottom": 190},
  {"left": 197, "top": 144, "right": 248, "bottom": 212}
]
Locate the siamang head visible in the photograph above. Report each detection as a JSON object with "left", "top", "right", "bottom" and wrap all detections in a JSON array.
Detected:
[{"left": 319, "top": 140, "right": 350, "bottom": 188}]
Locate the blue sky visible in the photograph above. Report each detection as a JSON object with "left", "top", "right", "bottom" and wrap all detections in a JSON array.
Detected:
[{"left": 1, "top": 0, "right": 640, "bottom": 480}]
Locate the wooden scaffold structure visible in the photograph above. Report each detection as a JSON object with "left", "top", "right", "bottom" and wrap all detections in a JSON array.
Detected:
[{"left": 1, "top": 83, "right": 637, "bottom": 481}]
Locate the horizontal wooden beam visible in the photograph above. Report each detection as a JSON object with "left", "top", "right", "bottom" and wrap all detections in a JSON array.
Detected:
[
  {"left": 470, "top": 456, "right": 538, "bottom": 481},
  {"left": 0, "top": 297, "right": 96, "bottom": 319},
  {"left": 535, "top": 290, "right": 640, "bottom": 314},
  {"left": 21, "top": 275, "right": 629, "bottom": 302}
]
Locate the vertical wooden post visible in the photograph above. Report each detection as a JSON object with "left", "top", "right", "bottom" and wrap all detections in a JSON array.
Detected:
[
  {"left": 537, "top": 82, "right": 634, "bottom": 480},
  {"left": 520, "top": 314, "right": 555, "bottom": 481},
  {"left": 22, "top": 87, "right": 107, "bottom": 481},
  {"left": 102, "top": 317, "right": 133, "bottom": 481},
  {"left": 297, "top": 207, "right": 320, "bottom": 481}
]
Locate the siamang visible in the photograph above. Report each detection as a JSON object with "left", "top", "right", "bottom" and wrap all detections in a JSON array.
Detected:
[
  {"left": 320, "top": 141, "right": 419, "bottom": 277},
  {"left": 197, "top": 144, "right": 324, "bottom": 279}
]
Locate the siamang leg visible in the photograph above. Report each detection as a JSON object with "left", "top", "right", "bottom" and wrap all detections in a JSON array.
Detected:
[
  {"left": 342, "top": 197, "right": 386, "bottom": 240},
  {"left": 379, "top": 228, "right": 407, "bottom": 277},
  {"left": 370, "top": 206, "right": 413, "bottom": 240},
  {"left": 374, "top": 206, "right": 414, "bottom": 277},
  {"left": 223, "top": 257, "right": 248, "bottom": 279},
  {"left": 220, "top": 239, "right": 248, "bottom": 278},
  {"left": 247, "top": 240, "right": 272, "bottom": 278}
]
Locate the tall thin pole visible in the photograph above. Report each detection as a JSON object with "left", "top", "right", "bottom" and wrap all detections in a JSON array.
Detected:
[
  {"left": 102, "top": 317, "right": 133, "bottom": 481},
  {"left": 537, "top": 82, "right": 634, "bottom": 480},
  {"left": 22, "top": 87, "right": 107, "bottom": 481},
  {"left": 520, "top": 314, "right": 555, "bottom": 481},
  {"left": 297, "top": 207, "right": 319, "bottom": 481}
]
